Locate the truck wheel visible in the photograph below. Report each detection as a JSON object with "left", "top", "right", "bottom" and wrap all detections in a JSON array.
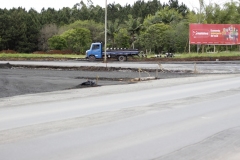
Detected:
[
  {"left": 89, "top": 55, "right": 96, "bottom": 62},
  {"left": 118, "top": 55, "right": 126, "bottom": 62}
]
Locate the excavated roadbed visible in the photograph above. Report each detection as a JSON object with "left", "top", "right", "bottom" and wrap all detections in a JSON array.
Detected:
[{"left": 0, "top": 62, "right": 201, "bottom": 98}]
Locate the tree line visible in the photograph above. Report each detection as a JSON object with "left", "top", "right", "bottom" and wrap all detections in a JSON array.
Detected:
[{"left": 0, "top": 0, "right": 239, "bottom": 54}]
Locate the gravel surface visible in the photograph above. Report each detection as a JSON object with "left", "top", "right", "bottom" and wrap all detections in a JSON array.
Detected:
[{"left": 0, "top": 66, "right": 199, "bottom": 98}]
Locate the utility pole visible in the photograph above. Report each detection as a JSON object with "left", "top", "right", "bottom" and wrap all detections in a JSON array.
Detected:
[{"left": 104, "top": 0, "right": 107, "bottom": 63}]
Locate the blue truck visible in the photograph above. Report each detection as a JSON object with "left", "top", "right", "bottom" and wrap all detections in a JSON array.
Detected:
[{"left": 86, "top": 42, "right": 140, "bottom": 62}]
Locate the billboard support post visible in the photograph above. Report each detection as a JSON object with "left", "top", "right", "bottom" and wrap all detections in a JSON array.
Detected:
[{"left": 189, "top": 41, "right": 191, "bottom": 53}]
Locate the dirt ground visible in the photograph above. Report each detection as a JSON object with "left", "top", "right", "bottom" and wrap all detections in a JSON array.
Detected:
[{"left": 0, "top": 63, "right": 200, "bottom": 98}]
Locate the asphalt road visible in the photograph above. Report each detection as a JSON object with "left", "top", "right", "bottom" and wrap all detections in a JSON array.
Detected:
[
  {"left": 0, "top": 61, "right": 160, "bottom": 69},
  {"left": 1, "top": 74, "right": 240, "bottom": 160},
  {"left": 1, "top": 60, "right": 240, "bottom": 73},
  {"left": 162, "top": 62, "right": 240, "bottom": 73}
]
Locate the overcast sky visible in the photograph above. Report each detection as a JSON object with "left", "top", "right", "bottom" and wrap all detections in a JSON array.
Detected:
[{"left": 0, "top": 0, "right": 230, "bottom": 12}]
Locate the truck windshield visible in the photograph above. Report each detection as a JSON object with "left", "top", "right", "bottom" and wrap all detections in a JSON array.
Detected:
[{"left": 92, "top": 44, "right": 100, "bottom": 50}]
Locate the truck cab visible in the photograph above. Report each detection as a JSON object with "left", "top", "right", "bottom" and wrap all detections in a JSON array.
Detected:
[{"left": 86, "top": 42, "right": 103, "bottom": 61}]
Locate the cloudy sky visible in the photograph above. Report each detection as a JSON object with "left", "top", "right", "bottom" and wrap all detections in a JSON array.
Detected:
[{"left": 0, "top": 0, "right": 230, "bottom": 12}]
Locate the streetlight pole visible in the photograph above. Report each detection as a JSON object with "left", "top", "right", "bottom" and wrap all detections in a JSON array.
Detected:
[{"left": 104, "top": 0, "right": 107, "bottom": 63}]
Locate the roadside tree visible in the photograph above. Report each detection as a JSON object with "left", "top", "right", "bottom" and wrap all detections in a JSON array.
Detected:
[
  {"left": 107, "top": 19, "right": 120, "bottom": 48},
  {"left": 38, "top": 24, "right": 59, "bottom": 51},
  {"left": 59, "top": 20, "right": 104, "bottom": 43},
  {"left": 61, "top": 28, "right": 91, "bottom": 53},
  {"left": 125, "top": 15, "right": 142, "bottom": 49},
  {"left": 138, "top": 23, "right": 171, "bottom": 53},
  {"left": 48, "top": 35, "right": 67, "bottom": 50},
  {"left": 114, "top": 28, "right": 131, "bottom": 48}
]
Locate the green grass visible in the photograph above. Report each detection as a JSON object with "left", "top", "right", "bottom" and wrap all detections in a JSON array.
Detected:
[
  {"left": 147, "top": 51, "right": 240, "bottom": 58},
  {"left": 0, "top": 53, "right": 85, "bottom": 59},
  {"left": 176, "top": 52, "right": 240, "bottom": 58}
]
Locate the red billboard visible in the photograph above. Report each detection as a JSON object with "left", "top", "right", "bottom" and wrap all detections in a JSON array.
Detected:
[{"left": 190, "top": 24, "right": 240, "bottom": 45}]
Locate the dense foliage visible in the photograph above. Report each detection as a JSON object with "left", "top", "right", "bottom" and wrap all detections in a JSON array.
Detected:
[{"left": 0, "top": 0, "right": 240, "bottom": 53}]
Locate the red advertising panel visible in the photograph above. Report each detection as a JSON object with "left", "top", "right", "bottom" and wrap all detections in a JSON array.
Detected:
[{"left": 190, "top": 24, "right": 240, "bottom": 45}]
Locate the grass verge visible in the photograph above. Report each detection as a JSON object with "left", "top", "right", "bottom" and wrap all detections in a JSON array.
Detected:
[
  {"left": 0, "top": 53, "right": 85, "bottom": 59},
  {"left": 147, "top": 52, "right": 240, "bottom": 58},
  {"left": 176, "top": 52, "right": 240, "bottom": 58}
]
